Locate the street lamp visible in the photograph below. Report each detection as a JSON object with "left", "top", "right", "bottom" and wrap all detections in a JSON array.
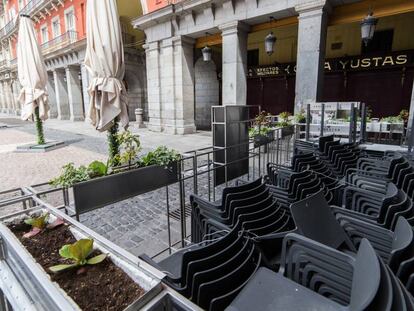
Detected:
[
  {"left": 361, "top": 11, "right": 378, "bottom": 46},
  {"left": 265, "top": 16, "right": 277, "bottom": 56},
  {"left": 202, "top": 45, "right": 212, "bottom": 62}
]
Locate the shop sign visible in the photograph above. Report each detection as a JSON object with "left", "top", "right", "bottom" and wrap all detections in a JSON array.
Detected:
[{"left": 248, "top": 50, "right": 414, "bottom": 78}]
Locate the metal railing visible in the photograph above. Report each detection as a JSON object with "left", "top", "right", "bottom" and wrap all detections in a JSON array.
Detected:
[
  {"left": 0, "top": 127, "right": 295, "bottom": 260},
  {"left": 41, "top": 31, "right": 78, "bottom": 54},
  {"left": 0, "top": 19, "right": 16, "bottom": 39},
  {"left": 0, "top": 59, "right": 8, "bottom": 68},
  {"left": 20, "top": 0, "right": 46, "bottom": 16}
]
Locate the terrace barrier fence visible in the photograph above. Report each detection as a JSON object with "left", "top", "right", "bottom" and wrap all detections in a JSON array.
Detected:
[{"left": 0, "top": 126, "right": 296, "bottom": 260}]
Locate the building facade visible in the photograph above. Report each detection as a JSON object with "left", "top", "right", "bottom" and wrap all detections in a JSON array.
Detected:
[
  {"left": 0, "top": 0, "right": 147, "bottom": 122},
  {"left": 133, "top": 0, "right": 414, "bottom": 133}
]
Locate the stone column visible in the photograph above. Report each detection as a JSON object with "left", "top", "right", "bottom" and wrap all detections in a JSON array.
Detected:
[
  {"left": 46, "top": 73, "right": 58, "bottom": 118},
  {"left": 144, "top": 41, "right": 162, "bottom": 132},
  {"left": 5, "top": 82, "right": 14, "bottom": 114},
  {"left": 11, "top": 80, "right": 20, "bottom": 115},
  {"left": 66, "top": 66, "right": 84, "bottom": 121},
  {"left": 53, "top": 69, "right": 70, "bottom": 120},
  {"left": 294, "top": 1, "right": 329, "bottom": 112},
  {"left": 219, "top": 21, "right": 249, "bottom": 106},
  {"left": 0, "top": 82, "right": 5, "bottom": 112},
  {"left": 168, "top": 36, "right": 196, "bottom": 134},
  {"left": 80, "top": 64, "right": 90, "bottom": 119}
]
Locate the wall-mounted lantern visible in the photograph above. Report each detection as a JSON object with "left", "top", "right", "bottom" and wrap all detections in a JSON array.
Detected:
[
  {"left": 361, "top": 11, "right": 378, "bottom": 46},
  {"left": 202, "top": 45, "right": 212, "bottom": 62},
  {"left": 265, "top": 16, "right": 277, "bottom": 56}
]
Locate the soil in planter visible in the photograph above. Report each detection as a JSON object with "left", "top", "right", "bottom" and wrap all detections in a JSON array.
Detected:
[{"left": 9, "top": 223, "right": 145, "bottom": 311}]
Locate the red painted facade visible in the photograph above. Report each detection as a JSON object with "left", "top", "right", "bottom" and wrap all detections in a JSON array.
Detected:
[
  {"left": 5, "top": 0, "right": 87, "bottom": 58},
  {"left": 144, "top": 0, "right": 182, "bottom": 14}
]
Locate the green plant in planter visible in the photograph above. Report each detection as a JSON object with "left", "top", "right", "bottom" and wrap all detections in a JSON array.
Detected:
[
  {"left": 50, "top": 163, "right": 90, "bottom": 188},
  {"left": 23, "top": 213, "right": 64, "bottom": 238},
  {"left": 49, "top": 239, "right": 107, "bottom": 273},
  {"left": 399, "top": 109, "right": 409, "bottom": 123},
  {"left": 87, "top": 161, "right": 108, "bottom": 178},
  {"left": 113, "top": 130, "right": 141, "bottom": 168},
  {"left": 248, "top": 126, "right": 271, "bottom": 138},
  {"left": 249, "top": 111, "right": 272, "bottom": 139},
  {"left": 138, "top": 146, "right": 181, "bottom": 167},
  {"left": 294, "top": 110, "right": 306, "bottom": 124},
  {"left": 276, "top": 111, "right": 292, "bottom": 127},
  {"left": 381, "top": 116, "right": 403, "bottom": 124}
]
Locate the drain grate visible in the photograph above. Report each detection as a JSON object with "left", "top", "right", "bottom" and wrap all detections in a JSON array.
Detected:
[{"left": 169, "top": 204, "right": 192, "bottom": 221}]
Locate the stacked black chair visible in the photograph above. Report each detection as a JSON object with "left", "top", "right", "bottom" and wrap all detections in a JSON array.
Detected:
[
  {"left": 227, "top": 236, "right": 398, "bottom": 311},
  {"left": 140, "top": 229, "right": 262, "bottom": 311},
  {"left": 190, "top": 181, "right": 295, "bottom": 244}
]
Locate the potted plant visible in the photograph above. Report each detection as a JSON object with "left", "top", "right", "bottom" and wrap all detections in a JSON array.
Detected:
[
  {"left": 0, "top": 210, "right": 162, "bottom": 310},
  {"left": 277, "top": 111, "right": 294, "bottom": 137},
  {"left": 294, "top": 109, "right": 306, "bottom": 133},
  {"left": 249, "top": 111, "right": 274, "bottom": 147},
  {"left": 50, "top": 135, "right": 182, "bottom": 217}
]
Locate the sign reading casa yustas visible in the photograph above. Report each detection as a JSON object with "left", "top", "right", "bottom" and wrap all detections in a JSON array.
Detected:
[{"left": 248, "top": 51, "right": 414, "bottom": 78}]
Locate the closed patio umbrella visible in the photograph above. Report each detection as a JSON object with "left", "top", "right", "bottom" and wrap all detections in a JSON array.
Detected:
[
  {"left": 17, "top": 14, "right": 49, "bottom": 144},
  {"left": 84, "top": 0, "right": 129, "bottom": 133}
]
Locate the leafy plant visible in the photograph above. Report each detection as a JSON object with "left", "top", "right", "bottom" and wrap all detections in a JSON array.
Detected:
[
  {"left": 88, "top": 161, "right": 108, "bottom": 178},
  {"left": 108, "top": 120, "right": 120, "bottom": 167},
  {"left": 399, "top": 109, "right": 409, "bottom": 123},
  {"left": 49, "top": 239, "right": 107, "bottom": 273},
  {"left": 276, "top": 111, "right": 292, "bottom": 127},
  {"left": 380, "top": 116, "right": 403, "bottom": 124},
  {"left": 253, "top": 111, "right": 272, "bottom": 128},
  {"left": 113, "top": 131, "right": 141, "bottom": 168},
  {"left": 34, "top": 107, "right": 45, "bottom": 145},
  {"left": 294, "top": 110, "right": 306, "bottom": 123},
  {"left": 23, "top": 213, "right": 64, "bottom": 238},
  {"left": 138, "top": 146, "right": 181, "bottom": 168},
  {"left": 49, "top": 163, "right": 90, "bottom": 188},
  {"left": 249, "top": 126, "right": 271, "bottom": 138}
]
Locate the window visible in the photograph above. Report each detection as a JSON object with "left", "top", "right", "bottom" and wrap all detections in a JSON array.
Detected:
[
  {"left": 40, "top": 25, "right": 48, "bottom": 43},
  {"left": 361, "top": 29, "right": 394, "bottom": 55},
  {"left": 65, "top": 7, "right": 75, "bottom": 32},
  {"left": 52, "top": 17, "right": 60, "bottom": 38},
  {"left": 247, "top": 49, "right": 259, "bottom": 67},
  {"left": 18, "top": 0, "right": 25, "bottom": 10}
]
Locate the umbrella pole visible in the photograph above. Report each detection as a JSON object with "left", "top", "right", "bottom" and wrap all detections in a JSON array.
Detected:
[
  {"left": 34, "top": 105, "right": 45, "bottom": 145},
  {"left": 108, "top": 118, "right": 120, "bottom": 167}
]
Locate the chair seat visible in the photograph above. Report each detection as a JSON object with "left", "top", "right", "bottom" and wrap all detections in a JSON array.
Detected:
[
  {"left": 158, "top": 244, "right": 200, "bottom": 278},
  {"left": 226, "top": 267, "right": 343, "bottom": 311}
]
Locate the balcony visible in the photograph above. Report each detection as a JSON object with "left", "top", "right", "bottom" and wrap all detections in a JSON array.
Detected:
[
  {"left": 0, "top": 18, "right": 17, "bottom": 40},
  {"left": 41, "top": 31, "right": 78, "bottom": 55},
  {"left": 19, "top": 0, "right": 49, "bottom": 17},
  {"left": 0, "top": 59, "right": 11, "bottom": 72}
]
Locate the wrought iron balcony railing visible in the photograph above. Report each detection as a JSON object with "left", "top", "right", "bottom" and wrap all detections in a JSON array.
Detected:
[
  {"left": 41, "top": 30, "right": 78, "bottom": 54},
  {"left": 0, "top": 18, "right": 16, "bottom": 39},
  {"left": 20, "top": 0, "right": 46, "bottom": 17},
  {"left": 0, "top": 59, "right": 8, "bottom": 68}
]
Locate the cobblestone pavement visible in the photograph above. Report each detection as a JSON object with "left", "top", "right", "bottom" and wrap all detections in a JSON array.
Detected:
[{"left": 0, "top": 115, "right": 212, "bottom": 258}]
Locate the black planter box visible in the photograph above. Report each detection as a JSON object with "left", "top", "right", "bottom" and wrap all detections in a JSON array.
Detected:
[
  {"left": 253, "top": 132, "right": 274, "bottom": 148},
  {"left": 281, "top": 125, "right": 295, "bottom": 138},
  {"left": 73, "top": 163, "right": 179, "bottom": 216}
]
